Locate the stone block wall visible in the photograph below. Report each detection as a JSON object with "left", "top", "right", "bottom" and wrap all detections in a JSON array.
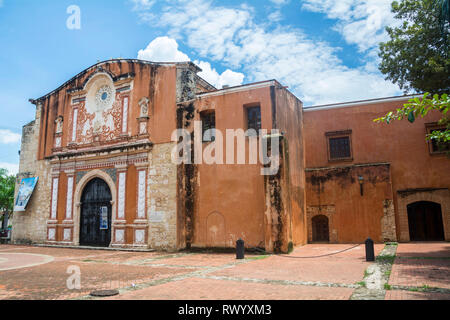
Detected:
[
  {"left": 12, "top": 103, "right": 52, "bottom": 244},
  {"left": 147, "top": 142, "right": 178, "bottom": 250}
]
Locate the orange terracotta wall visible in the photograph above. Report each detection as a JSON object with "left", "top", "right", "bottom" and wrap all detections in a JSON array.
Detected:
[
  {"left": 193, "top": 86, "right": 274, "bottom": 248},
  {"left": 36, "top": 61, "right": 178, "bottom": 160},
  {"left": 303, "top": 99, "right": 450, "bottom": 242},
  {"left": 274, "top": 87, "right": 307, "bottom": 246},
  {"left": 305, "top": 164, "right": 394, "bottom": 243}
]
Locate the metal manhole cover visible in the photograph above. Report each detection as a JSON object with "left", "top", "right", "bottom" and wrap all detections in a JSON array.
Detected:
[{"left": 89, "top": 289, "right": 119, "bottom": 297}]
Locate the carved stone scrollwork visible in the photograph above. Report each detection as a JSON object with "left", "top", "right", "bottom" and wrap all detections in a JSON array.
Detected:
[
  {"left": 137, "top": 97, "right": 150, "bottom": 137},
  {"left": 139, "top": 97, "right": 150, "bottom": 118},
  {"left": 55, "top": 116, "right": 64, "bottom": 134}
]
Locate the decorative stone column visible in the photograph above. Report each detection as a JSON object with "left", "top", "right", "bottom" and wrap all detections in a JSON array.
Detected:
[
  {"left": 62, "top": 169, "right": 75, "bottom": 244},
  {"left": 133, "top": 162, "right": 149, "bottom": 247},
  {"left": 47, "top": 171, "right": 60, "bottom": 243},
  {"left": 112, "top": 164, "right": 127, "bottom": 247}
]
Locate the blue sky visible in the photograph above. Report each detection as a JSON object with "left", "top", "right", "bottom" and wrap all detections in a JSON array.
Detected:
[{"left": 0, "top": 0, "right": 403, "bottom": 174}]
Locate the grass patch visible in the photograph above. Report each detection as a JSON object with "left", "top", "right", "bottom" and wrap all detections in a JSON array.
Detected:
[
  {"left": 376, "top": 255, "right": 396, "bottom": 264},
  {"left": 246, "top": 255, "right": 269, "bottom": 261},
  {"left": 287, "top": 242, "right": 294, "bottom": 254},
  {"left": 356, "top": 281, "right": 366, "bottom": 288},
  {"left": 384, "top": 283, "right": 392, "bottom": 290},
  {"left": 384, "top": 270, "right": 391, "bottom": 277},
  {"left": 406, "top": 285, "right": 434, "bottom": 292},
  {"left": 397, "top": 256, "right": 450, "bottom": 260},
  {"left": 364, "top": 269, "right": 373, "bottom": 278},
  {"left": 385, "top": 242, "right": 398, "bottom": 246},
  {"left": 82, "top": 259, "right": 108, "bottom": 263}
]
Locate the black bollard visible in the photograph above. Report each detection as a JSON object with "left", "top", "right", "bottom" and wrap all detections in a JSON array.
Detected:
[
  {"left": 365, "top": 238, "right": 375, "bottom": 262},
  {"left": 236, "top": 239, "right": 245, "bottom": 260}
]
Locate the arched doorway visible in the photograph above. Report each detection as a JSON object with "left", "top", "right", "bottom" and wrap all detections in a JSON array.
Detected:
[
  {"left": 312, "top": 215, "right": 330, "bottom": 242},
  {"left": 80, "top": 178, "right": 112, "bottom": 247},
  {"left": 408, "top": 201, "right": 445, "bottom": 241}
]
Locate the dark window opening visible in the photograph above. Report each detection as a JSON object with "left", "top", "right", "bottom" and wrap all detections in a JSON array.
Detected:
[
  {"left": 428, "top": 127, "right": 450, "bottom": 154},
  {"left": 246, "top": 106, "right": 261, "bottom": 135},
  {"left": 201, "top": 111, "right": 216, "bottom": 142},
  {"left": 328, "top": 136, "right": 351, "bottom": 160}
]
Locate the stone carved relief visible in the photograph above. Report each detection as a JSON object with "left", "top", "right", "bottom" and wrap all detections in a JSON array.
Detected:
[
  {"left": 139, "top": 97, "right": 149, "bottom": 117},
  {"left": 63, "top": 228, "right": 72, "bottom": 241},
  {"left": 73, "top": 74, "right": 128, "bottom": 144},
  {"left": 139, "top": 122, "right": 148, "bottom": 135},
  {"left": 55, "top": 137, "right": 62, "bottom": 148},
  {"left": 55, "top": 116, "right": 63, "bottom": 134},
  {"left": 115, "top": 229, "right": 125, "bottom": 243},
  {"left": 135, "top": 229, "right": 145, "bottom": 244},
  {"left": 48, "top": 228, "right": 56, "bottom": 241}
]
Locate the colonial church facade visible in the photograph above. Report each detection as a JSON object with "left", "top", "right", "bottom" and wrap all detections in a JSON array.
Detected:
[{"left": 12, "top": 59, "right": 450, "bottom": 252}]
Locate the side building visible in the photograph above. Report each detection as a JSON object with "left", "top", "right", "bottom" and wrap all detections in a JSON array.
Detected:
[{"left": 303, "top": 96, "right": 450, "bottom": 244}]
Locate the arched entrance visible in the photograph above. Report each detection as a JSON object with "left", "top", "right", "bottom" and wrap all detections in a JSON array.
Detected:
[
  {"left": 408, "top": 201, "right": 445, "bottom": 241},
  {"left": 80, "top": 178, "right": 112, "bottom": 247},
  {"left": 312, "top": 215, "right": 330, "bottom": 242}
]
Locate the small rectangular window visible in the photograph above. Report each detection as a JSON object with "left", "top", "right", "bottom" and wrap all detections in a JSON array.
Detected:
[
  {"left": 246, "top": 106, "right": 261, "bottom": 134},
  {"left": 201, "top": 111, "right": 216, "bottom": 142},
  {"left": 426, "top": 123, "right": 449, "bottom": 154},
  {"left": 326, "top": 130, "right": 353, "bottom": 161}
]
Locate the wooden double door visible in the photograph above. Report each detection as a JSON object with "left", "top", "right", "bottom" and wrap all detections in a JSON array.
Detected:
[
  {"left": 408, "top": 201, "right": 445, "bottom": 241},
  {"left": 80, "top": 178, "right": 112, "bottom": 247}
]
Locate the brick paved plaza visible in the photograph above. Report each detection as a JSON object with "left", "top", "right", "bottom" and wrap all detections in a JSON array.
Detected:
[{"left": 0, "top": 243, "right": 448, "bottom": 300}]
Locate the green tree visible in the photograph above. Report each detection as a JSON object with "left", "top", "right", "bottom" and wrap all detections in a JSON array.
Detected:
[
  {"left": 374, "top": 93, "right": 450, "bottom": 154},
  {"left": 376, "top": 0, "right": 449, "bottom": 153},
  {"left": 0, "top": 168, "right": 16, "bottom": 228},
  {"left": 379, "top": 0, "right": 449, "bottom": 94}
]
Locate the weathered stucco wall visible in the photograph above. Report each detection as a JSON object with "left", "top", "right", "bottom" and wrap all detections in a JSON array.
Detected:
[
  {"left": 274, "top": 86, "right": 307, "bottom": 247},
  {"left": 304, "top": 99, "right": 450, "bottom": 243},
  {"left": 305, "top": 163, "right": 396, "bottom": 243},
  {"left": 189, "top": 86, "right": 274, "bottom": 249}
]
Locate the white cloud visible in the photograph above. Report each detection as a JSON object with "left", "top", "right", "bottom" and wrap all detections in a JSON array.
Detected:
[
  {"left": 301, "top": 0, "right": 397, "bottom": 53},
  {"left": 131, "top": 0, "right": 156, "bottom": 11},
  {"left": 269, "top": 0, "right": 289, "bottom": 5},
  {"left": 0, "top": 163, "right": 19, "bottom": 175},
  {"left": 195, "top": 61, "right": 245, "bottom": 88},
  {"left": 268, "top": 10, "right": 283, "bottom": 22},
  {"left": 137, "top": 36, "right": 190, "bottom": 62},
  {"left": 0, "top": 130, "right": 21, "bottom": 144},
  {"left": 137, "top": 36, "right": 245, "bottom": 88},
  {"left": 134, "top": 0, "right": 401, "bottom": 105}
]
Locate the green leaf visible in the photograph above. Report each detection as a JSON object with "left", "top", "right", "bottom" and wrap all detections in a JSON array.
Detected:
[{"left": 408, "top": 111, "right": 416, "bottom": 123}]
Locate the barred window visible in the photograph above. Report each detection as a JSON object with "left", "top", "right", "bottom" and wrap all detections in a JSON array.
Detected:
[
  {"left": 326, "top": 130, "right": 353, "bottom": 161},
  {"left": 426, "top": 123, "right": 449, "bottom": 154},
  {"left": 246, "top": 106, "right": 261, "bottom": 134},
  {"left": 201, "top": 111, "right": 216, "bottom": 142}
]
